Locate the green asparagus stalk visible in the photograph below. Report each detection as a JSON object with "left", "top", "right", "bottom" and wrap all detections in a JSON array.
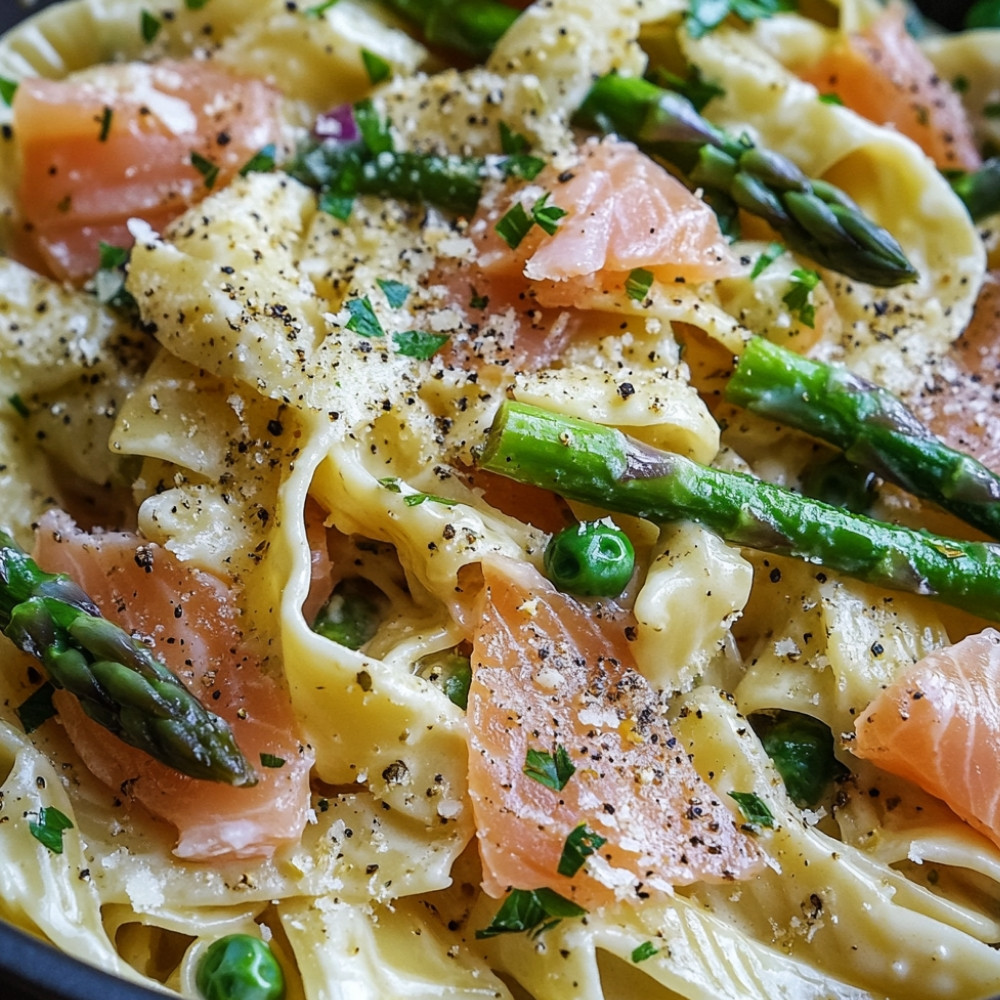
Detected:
[
  {"left": 0, "top": 531, "right": 257, "bottom": 786},
  {"left": 478, "top": 401, "right": 1000, "bottom": 621},
  {"left": 573, "top": 74, "right": 918, "bottom": 287},
  {"left": 725, "top": 336, "right": 1000, "bottom": 539},
  {"left": 380, "top": 0, "right": 521, "bottom": 61},
  {"left": 945, "top": 157, "right": 1000, "bottom": 222}
]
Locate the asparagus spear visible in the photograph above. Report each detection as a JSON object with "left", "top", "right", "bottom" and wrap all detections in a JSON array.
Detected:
[
  {"left": 945, "top": 157, "right": 1000, "bottom": 222},
  {"left": 725, "top": 336, "right": 1000, "bottom": 539},
  {"left": 0, "top": 531, "right": 257, "bottom": 786},
  {"left": 478, "top": 401, "right": 1000, "bottom": 621},
  {"left": 380, "top": 0, "right": 521, "bottom": 61},
  {"left": 573, "top": 74, "right": 918, "bottom": 287}
]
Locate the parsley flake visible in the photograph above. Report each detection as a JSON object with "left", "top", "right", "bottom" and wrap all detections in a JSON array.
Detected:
[
  {"left": 687, "top": 0, "right": 797, "bottom": 39},
  {"left": 94, "top": 241, "right": 138, "bottom": 311},
  {"left": 393, "top": 330, "right": 449, "bottom": 360},
  {"left": 0, "top": 77, "right": 18, "bottom": 107},
  {"left": 259, "top": 753, "right": 286, "bottom": 768},
  {"left": 361, "top": 49, "right": 391, "bottom": 85},
  {"left": 345, "top": 296, "right": 385, "bottom": 337},
  {"left": 98, "top": 105, "right": 114, "bottom": 142},
  {"left": 8, "top": 394, "right": 29, "bottom": 419},
  {"left": 29, "top": 806, "right": 74, "bottom": 854},
  {"left": 239, "top": 143, "right": 277, "bottom": 177},
  {"left": 403, "top": 491, "right": 458, "bottom": 508},
  {"left": 625, "top": 267, "right": 654, "bottom": 302},
  {"left": 818, "top": 92, "right": 844, "bottom": 106},
  {"left": 140, "top": 9, "right": 162, "bottom": 43},
  {"left": 376, "top": 278, "right": 410, "bottom": 308},
  {"left": 750, "top": 241, "right": 785, "bottom": 279},
  {"left": 557, "top": 824, "right": 607, "bottom": 877},
  {"left": 728, "top": 790, "right": 775, "bottom": 828},
  {"left": 184, "top": 0, "right": 212, "bottom": 9},
  {"left": 631, "top": 941, "right": 659, "bottom": 963},
  {"left": 494, "top": 200, "right": 533, "bottom": 249},
  {"left": 499, "top": 122, "right": 544, "bottom": 180},
  {"left": 475, "top": 887, "right": 586, "bottom": 940},
  {"left": 523, "top": 745, "right": 575, "bottom": 791},
  {"left": 782, "top": 267, "right": 821, "bottom": 327},
  {"left": 378, "top": 477, "right": 403, "bottom": 493},
  {"left": 353, "top": 98, "right": 393, "bottom": 155},
  {"left": 190, "top": 151, "right": 219, "bottom": 190},
  {"left": 303, "top": 0, "right": 340, "bottom": 15},
  {"left": 531, "top": 191, "right": 567, "bottom": 236},
  {"left": 16, "top": 682, "right": 56, "bottom": 732},
  {"left": 469, "top": 287, "right": 489, "bottom": 310}
]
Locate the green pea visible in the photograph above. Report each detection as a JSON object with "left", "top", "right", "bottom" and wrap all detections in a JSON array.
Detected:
[
  {"left": 543, "top": 520, "right": 635, "bottom": 597},
  {"left": 196, "top": 934, "right": 285, "bottom": 1000},
  {"left": 311, "top": 577, "right": 386, "bottom": 649},
  {"left": 416, "top": 651, "right": 472, "bottom": 709},
  {"left": 965, "top": 0, "right": 1000, "bottom": 28},
  {"left": 756, "top": 712, "right": 848, "bottom": 808}
]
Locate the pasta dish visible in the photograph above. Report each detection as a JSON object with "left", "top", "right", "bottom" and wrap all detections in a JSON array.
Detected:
[{"left": 0, "top": 0, "right": 999, "bottom": 997}]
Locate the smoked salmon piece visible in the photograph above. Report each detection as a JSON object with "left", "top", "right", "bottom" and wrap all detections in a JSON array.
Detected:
[
  {"left": 33, "top": 510, "right": 312, "bottom": 861},
  {"left": 468, "top": 138, "right": 741, "bottom": 309},
  {"left": 12, "top": 59, "right": 281, "bottom": 284},
  {"left": 467, "top": 558, "right": 764, "bottom": 909},
  {"left": 853, "top": 628, "right": 1000, "bottom": 850},
  {"left": 798, "top": 3, "right": 980, "bottom": 170}
]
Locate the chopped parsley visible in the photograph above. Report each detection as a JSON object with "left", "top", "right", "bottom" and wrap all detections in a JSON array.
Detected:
[
  {"left": 190, "top": 151, "right": 220, "bottom": 190},
  {"left": 376, "top": 277, "right": 410, "bottom": 308},
  {"left": 686, "top": 0, "right": 797, "bottom": 39},
  {"left": 625, "top": 267, "right": 654, "bottom": 302},
  {"left": 239, "top": 143, "right": 277, "bottom": 177},
  {"left": 98, "top": 106, "right": 114, "bottom": 142},
  {"left": 0, "top": 77, "right": 17, "bottom": 107},
  {"left": 29, "top": 805, "right": 74, "bottom": 854},
  {"left": 782, "top": 267, "right": 821, "bottom": 327},
  {"left": 259, "top": 753, "right": 286, "bottom": 768},
  {"left": 469, "top": 287, "right": 489, "bottom": 310},
  {"left": 750, "top": 241, "right": 785, "bottom": 278},
  {"left": 16, "top": 682, "right": 56, "bottom": 733},
  {"left": 728, "top": 790, "right": 775, "bottom": 829},
  {"left": 184, "top": 0, "right": 212, "bottom": 9},
  {"left": 393, "top": 330, "right": 449, "bottom": 360},
  {"left": 523, "top": 745, "right": 575, "bottom": 791},
  {"left": 475, "top": 887, "right": 586, "bottom": 940},
  {"left": 818, "top": 92, "right": 844, "bottom": 106},
  {"left": 140, "top": 9, "right": 162, "bottom": 43},
  {"left": 494, "top": 201, "right": 534, "bottom": 249},
  {"left": 8, "top": 393, "right": 29, "bottom": 418},
  {"left": 353, "top": 98, "right": 393, "bottom": 155},
  {"left": 319, "top": 183, "right": 356, "bottom": 222},
  {"left": 402, "top": 491, "right": 457, "bottom": 508},
  {"left": 378, "top": 477, "right": 402, "bottom": 493},
  {"left": 557, "top": 824, "right": 607, "bottom": 877},
  {"left": 631, "top": 941, "right": 659, "bottom": 963},
  {"left": 361, "top": 49, "right": 391, "bottom": 86},
  {"left": 94, "top": 241, "right": 138, "bottom": 311},
  {"left": 499, "top": 122, "right": 545, "bottom": 180},
  {"left": 345, "top": 296, "right": 385, "bottom": 338},
  {"left": 303, "top": 0, "right": 340, "bottom": 15},
  {"left": 531, "top": 192, "right": 568, "bottom": 235}
]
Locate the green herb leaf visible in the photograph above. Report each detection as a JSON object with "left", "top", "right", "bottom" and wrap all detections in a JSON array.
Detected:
[
  {"left": 402, "top": 491, "right": 458, "bottom": 507},
  {"left": 0, "top": 77, "right": 18, "bottom": 107},
  {"left": 239, "top": 143, "right": 277, "bottom": 177},
  {"left": 523, "top": 745, "right": 575, "bottom": 791},
  {"left": 687, "top": 0, "right": 797, "bottom": 39},
  {"left": 319, "top": 186, "right": 356, "bottom": 221},
  {"left": 499, "top": 122, "right": 545, "bottom": 179},
  {"left": 631, "top": 941, "right": 659, "bottom": 963},
  {"left": 345, "top": 296, "right": 385, "bottom": 337},
  {"left": 361, "top": 49, "right": 391, "bottom": 85},
  {"left": 184, "top": 0, "right": 212, "bottom": 9},
  {"left": 353, "top": 98, "right": 393, "bottom": 155},
  {"left": 494, "top": 200, "right": 533, "bottom": 249},
  {"left": 531, "top": 192, "right": 567, "bottom": 236},
  {"left": 625, "top": 267, "right": 653, "bottom": 302},
  {"left": 140, "top": 9, "right": 162, "bottom": 43},
  {"left": 190, "top": 151, "right": 220, "bottom": 190},
  {"left": 98, "top": 106, "right": 114, "bottom": 142},
  {"left": 304, "top": 0, "right": 340, "bottom": 15},
  {"left": 259, "top": 752, "right": 286, "bottom": 768},
  {"left": 16, "top": 682, "right": 56, "bottom": 733},
  {"left": 728, "top": 790, "right": 775, "bottom": 828},
  {"left": 98, "top": 242, "right": 130, "bottom": 270},
  {"left": 378, "top": 477, "right": 402, "bottom": 492},
  {"left": 469, "top": 287, "right": 489, "bottom": 310},
  {"left": 376, "top": 278, "right": 410, "bottom": 308},
  {"left": 750, "top": 241, "right": 785, "bottom": 279},
  {"left": 782, "top": 267, "right": 820, "bottom": 327},
  {"left": 8, "top": 394, "right": 29, "bottom": 419},
  {"left": 393, "top": 330, "right": 449, "bottom": 360},
  {"left": 94, "top": 241, "right": 138, "bottom": 311},
  {"left": 818, "top": 92, "right": 844, "bottom": 106},
  {"left": 29, "top": 805, "right": 74, "bottom": 854},
  {"left": 557, "top": 823, "right": 607, "bottom": 877},
  {"left": 499, "top": 121, "right": 529, "bottom": 156},
  {"left": 475, "top": 887, "right": 586, "bottom": 939}
]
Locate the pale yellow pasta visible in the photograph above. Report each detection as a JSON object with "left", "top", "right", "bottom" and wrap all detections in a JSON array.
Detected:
[{"left": 0, "top": 1, "right": 999, "bottom": 999}]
